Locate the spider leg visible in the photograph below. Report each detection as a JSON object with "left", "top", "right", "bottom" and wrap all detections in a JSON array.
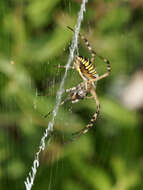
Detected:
[
  {"left": 61, "top": 85, "right": 81, "bottom": 105},
  {"left": 65, "top": 86, "right": 77, "bottom": 93},
  {"left": 92, "top": 57, "right": 111, "bottom": 82},
  {"left": 84, "top": 87, "right": 100, "bottom": 132},
  {"left": 44, "top": 86, "right": 76, "bottom": 117},
  {"left": 67, "top": 26, "right": 95, "bottom": 66},
  {"left": 70, "top": 86, "right": 100, "bottom": 141},
  {"left": 65, "top": 82, "right": 86, "bottom": 93},
  {"left": 79, "top": 33, "right": 95, "bottom": 65},
  {"left": 44, "top": 87, "right": 77, "bottom": 117}
]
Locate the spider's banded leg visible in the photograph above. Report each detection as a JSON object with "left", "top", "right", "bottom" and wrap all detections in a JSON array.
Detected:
[
  {"left": 45, "top": 91, "right": 74, "bottom": 117},
  {"left": 61, "top": 86, "right": 78, "bottom": 105},
  {"left": 84, "top": 88, "right": 100, "bottom": 132},
  {"left": 65, "top": 82, "right": 85, "bottom": 93},
  {"left": 71, "top": 87, "right": 100, "bottom": 138},
  {"left": 79, "top": 34, "right": 95, "bottom": 64},
  {"left": 92, "top": 56, "right": 111, "bottom": 82},
  {"left": 67, "top": 26, "right": 95, "bottom": 65},
  {"left": 65, "top": 86, "right": 77, "bottom": 93},
  {"left": 44, "top": 88, "right": 74, "bottom": 117}
]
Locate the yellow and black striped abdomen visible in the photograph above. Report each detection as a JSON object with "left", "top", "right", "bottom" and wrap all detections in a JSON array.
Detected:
[{"left": 76, "top": 56, "right": 97, "bottom": 80}]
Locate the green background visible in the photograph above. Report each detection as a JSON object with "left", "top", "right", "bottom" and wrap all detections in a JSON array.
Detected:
[{"left": 0, "top": 0, "right": 143, "bottom": 189}]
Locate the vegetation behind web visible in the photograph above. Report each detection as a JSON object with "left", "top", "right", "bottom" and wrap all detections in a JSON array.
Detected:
[{"left": 0, "top": 0, "right": 143, "bottom": 189}]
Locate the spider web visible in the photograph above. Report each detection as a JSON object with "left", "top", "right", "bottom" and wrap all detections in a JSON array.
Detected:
[{"left": 24, "top": 0, "right": 88, "bottom": 189}]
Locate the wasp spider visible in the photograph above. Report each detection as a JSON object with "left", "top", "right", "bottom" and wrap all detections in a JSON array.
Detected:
[{"left": 58, "top": 26, "right": 111, "bottom": 141}]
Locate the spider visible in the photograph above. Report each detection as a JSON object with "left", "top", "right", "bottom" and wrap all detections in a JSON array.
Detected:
[{"left": 57, "top": 26, "right": 111, "bottom": 141}]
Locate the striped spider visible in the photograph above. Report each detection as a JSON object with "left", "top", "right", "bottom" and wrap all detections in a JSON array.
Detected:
[{"left": 58, "top": 26, "right": 111, "bottom": 141}]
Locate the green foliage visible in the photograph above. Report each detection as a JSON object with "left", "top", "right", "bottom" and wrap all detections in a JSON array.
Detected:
[{"left": 0, "top": 0, "right": 143, "bottom": 190}]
